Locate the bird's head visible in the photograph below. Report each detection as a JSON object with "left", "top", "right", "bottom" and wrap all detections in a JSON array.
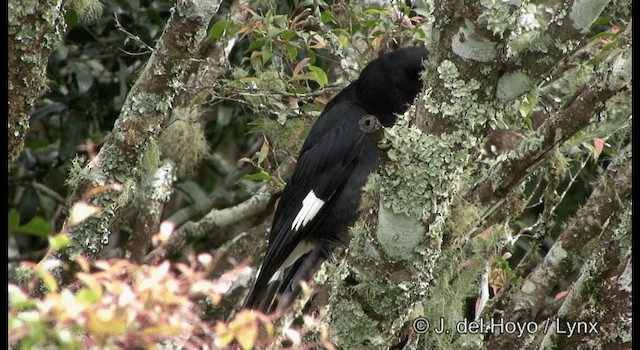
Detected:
[{"left": 355, "top": 46, "right": 428, "bottom": 126}]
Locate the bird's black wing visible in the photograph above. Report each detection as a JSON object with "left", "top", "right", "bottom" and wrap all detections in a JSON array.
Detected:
[{"left": 243, "top": 100, "right": 369, "bottom": 310}]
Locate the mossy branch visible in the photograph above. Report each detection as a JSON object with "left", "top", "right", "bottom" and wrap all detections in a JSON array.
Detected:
[
  {"left": 538, "top": 203, "right": 631, "bottom": 348},
  {"left": 125, "top": 160, "right": 177, "bottom": 263},
  {"left": 144, "top": 187, "right": 274, "bottom": 265},
  {"left": 8, "top": 0, "right": 66, "bottom": 165},
  {"left": 467, "top": 38, "right": 631, "bottom": 207},
  {"left": 482, "top": 143, "right": 631, "bottom": 348},
  {"left": 38, "top": 0, "right": 222, "bottom": 284}
]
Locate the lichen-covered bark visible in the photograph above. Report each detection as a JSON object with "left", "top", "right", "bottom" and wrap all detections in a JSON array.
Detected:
[
  {"left": 144, "top": 188, "right": 274, "bottom": 265},
  {"left": 537, "top": 204, "right": 631, "bottom": 349},
  {"left": 507, "top": 0, "right": 612, "bottom": 78},
  {"left": 468, "top": 33, "right": 631, "bottom": 206},
  {"left": 8, "top": 0, "right": 66, "bottom": 165},
  {"left": 38, "top": 0, "right": 222, "bottom": 282},
  {"left": 483, "top": 144, "right": 631, "bottom": 349},
  {"left": 125, "top": 160, "right": 176, "bottom": 263},
  {"left": 567, "top": 257, "right": 632, "bottom": 348},
  {"left": 323, "top": 0, "right": 629, "bottom": 348}
]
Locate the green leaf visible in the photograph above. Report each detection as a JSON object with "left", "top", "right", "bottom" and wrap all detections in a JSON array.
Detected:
[
  {"left": 76, "top": 288, "right": 101, "bottom": 304},
  {"left": 8, "top": 211, "right": 54, "bottom": 237},
  {"left": 591, "top": 16, "right": 613, "bottom": 27},
  {"left": 261, "top": 49, "right": 273, "bottom": 66},
  {"left": 48, "top": 233, "right": 71, "bottom": 250},
  {"left": 69, "top": 61, "right": 94, "bottom": 94},
  {"left": 494, "top": 256, "right": 514, "bottom": 278},
  {"left": 523, "top": 117, "right": 533, "bottom": 130},
  {"left": 279, "top": 29, "right": 297, "bottom": 41},
  {"left": 306, "top": 49, "right": 317, "bottom": 65},
  {"left": 65, "top": 8, "right": 79, "bottom": 26},
  {"left": 26, "top": 138, "right": 51, "bottom": 150},
  {"left": 320, "top": 11, "right": 336, "bottom": 24},
  {"left": 308, "top": 65, "right": 328, "bottom": 88},
  {"left": 589, "top": 31, "right": 617, "bottom": 42},
  {"left": 285, "top": 45, "right": 298, "bottom": 61},
  {"left": 242, "top": 170, "right": 272, "bottom": 182},
  {"left": 9, "top": 210, "right": 53, "bottom": 237},
  {"left": 248, "top": 37, "right": 267, "bottom": 51},
  {"left": 209, "top": 20, "right": 238, "bottom": 40},
  {"left": 257, "top": 139, "right": 270, "bottom": 166},
  {"left": 519, "top": 92, "right": 537, "bottom": 119}
]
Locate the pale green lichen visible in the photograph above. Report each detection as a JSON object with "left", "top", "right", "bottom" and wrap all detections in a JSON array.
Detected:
[
  {"left": 509, "top": 32, "right": 551, "bottom": 58},
  {"left": 444, "top": 201, "right": 482, "bottom": 245},
  {"left": 380, "top": 118, "right": 471, "bottom": 224},
  {"left": 10, "top": 266, "right": 36, "bottom": 287},
  {"left": 139, "top": 137, "right": 162, "bottom": 179},
  {"left": 569, "top": 0, "right": 610, "bottom": 32},
  {"left": 66, "top": 0, "right": 103, "bottom": 22},
  {"left": 451, "top": 19, "right": 498, "bottom": 63},
  {"left": 496, "top": 71, "right": 534, "bottom": 100},
  {"left": 329, "top": 299, "right": 385, "bottom": 347},
  {"left": 506, "top": 0, "right": 576, "bottom": 65},
  {"left": 554, "top": 38, "right": 581, "bottom": 54},
  {"left": 127, "top": 91, "right": 172, "bottom": 116},
  {"left": 615, "top": 256, "right": 632, "bottom": 293},
  {"left": 158, "top": 119, "right": 209, "bottom": 176},
  {"left": 65, "top": 138, "right": 161, "bottom": 257},
  {"left": 547, "top": 242, "right": 569, "bottom": 264},
  {"left": 611, "top": 207, "right": 631, "bottom": 250},
  {"left": 375, "top": 204, "right": 426, "bottom": 261},
  {"left": 550, "top": 3, "right": 569, "bottom": 26},
  {"left": 478, "top": 0, "right": 518, "bottom": 38},
  {"left": 415, "top": 241, "right": 489, "bottom": 348},
  {"left": 178, "top": 0, "right": 222, "bottom": 19},
  {"left": 605, "top": 49, "right": 632, "bottom": 91},
  {"left": 431, "top": 60, "right": 504, "bottom": 130}
]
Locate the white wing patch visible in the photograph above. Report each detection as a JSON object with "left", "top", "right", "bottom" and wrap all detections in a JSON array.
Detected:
[{"left": 291, "top": 191, "right": 325, "bottom": 231}]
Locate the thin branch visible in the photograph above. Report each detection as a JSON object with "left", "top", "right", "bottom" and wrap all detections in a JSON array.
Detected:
[
  {"left": 8, "top": 0, "right": 65, "bottom": 164},
  {"left": 311, "top": 0, "right": 351, "bottom": 80},
  {"left": 113, "top": 13, "right": 155, "bottom": 53},
  {"left": 32, "top": 182, "right": 65, "bottom": 204},
  {"left": 144, "top": 157, "right": 295, "bottom": 265}
]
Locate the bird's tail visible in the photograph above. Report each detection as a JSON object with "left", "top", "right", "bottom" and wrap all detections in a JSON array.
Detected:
[{"left": 242, "top": 247, "right": 329, "bottom": 313}]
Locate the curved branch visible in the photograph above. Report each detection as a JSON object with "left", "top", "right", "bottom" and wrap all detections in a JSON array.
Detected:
[
  {"left": 62, "top": 0, "right": 222, "bottom": 253},
  {"left": 144, "top": 157, "right": 295, "bottom": 264},
  {"left": 507, "top": 0, "right": 613, "bottom": 78}
]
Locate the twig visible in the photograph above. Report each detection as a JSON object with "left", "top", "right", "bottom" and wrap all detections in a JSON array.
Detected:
[
  {"left": 113, "top": 13, "right": 155, "bottom": 53},
  {"left": 32, "top": 182, "right": 65, "bottom": 204}
]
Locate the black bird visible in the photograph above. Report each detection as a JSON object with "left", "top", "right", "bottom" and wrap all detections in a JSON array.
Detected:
[{"left": 243, "top": 47, "right": 428, "bottom": 313}]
